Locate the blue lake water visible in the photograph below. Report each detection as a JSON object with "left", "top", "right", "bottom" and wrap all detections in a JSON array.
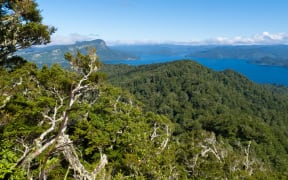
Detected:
[{"left": 106, "top": 55, "right": 288, "bottom": 86}]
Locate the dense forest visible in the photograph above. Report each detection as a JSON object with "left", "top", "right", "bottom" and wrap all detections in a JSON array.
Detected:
[
  {"left": 0, "top": 59, "right": 175, "bottom": 179},
  {"left": 102, "top": 60, "right": 288, "bottom": 178},
  {"left": 3, "top": 58, "right": 288, "bottom": 179},
  {"left": 1, "top": 0, "right": 288, "bottom": 179}
]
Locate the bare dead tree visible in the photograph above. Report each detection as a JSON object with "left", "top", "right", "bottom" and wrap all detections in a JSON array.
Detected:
[
  {"left": 0, "top": 77, "right": 23, "bottom": 109},
  {"left": 158, "top": 124, "right": 170, "bottom": 153},
  {"left": 199, "top": 133, "right": 224, "bottom": 162},
  {"left": 185, "top": 132, "right": 266, "bottom": 177},
  {"left": 150, "top": 123, "right": 170, "bottom": 154}
]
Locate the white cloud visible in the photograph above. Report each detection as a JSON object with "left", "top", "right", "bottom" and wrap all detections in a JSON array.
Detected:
[
  {"left": 106, "top": 39, "right": 178, "bottom": 46},
  {"left": 107, "top": 32, "right": 288, "bottom": 46},
  {"left": 204, "top": 32, "right": 288, "bottom": 45},
  {"left": 49, "top": 33, "right": 99, "bottom": 45},
  {"left": 47, "top": 32, "right": 288, "bottom": 46}
]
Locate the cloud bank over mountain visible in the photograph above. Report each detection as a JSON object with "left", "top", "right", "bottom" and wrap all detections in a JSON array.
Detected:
[
  {"left": 49, "top": 32, "right": 288, "bottom": 46},
  {"left": 50, "top": 33, "right": 99, "bottom": 45}
]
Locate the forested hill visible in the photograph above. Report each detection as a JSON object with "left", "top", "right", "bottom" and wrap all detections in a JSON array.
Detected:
[{"left": 102, "top": 60, "right": 288, "bottom": 177}]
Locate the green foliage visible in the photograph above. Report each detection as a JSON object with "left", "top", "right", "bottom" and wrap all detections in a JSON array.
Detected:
[
  {"left": 102, "top": 60, "right": 288, "bottom": 177},
  {"left": 68, "top": 85, "right": 176, "bottom": 178},
  {"left": 2, "top": 36, "right": 288, "bottom": 178},
  {"left": 0, "top": 140, "right": 26, "bottom": 179},
  {"left": 65, "top": 48, "right": 101, "bottom": 75},
  {"left": 0, "top": 62, "right": 75, "bottom": 178},
  {"left": 0, "top": 0, "right": 56, "bottom": 62},
  {"left": 0, "top": 55, "right": 177, "bottom": 178}
]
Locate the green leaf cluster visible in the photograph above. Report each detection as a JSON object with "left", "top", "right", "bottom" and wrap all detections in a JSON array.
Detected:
[{"left": 0, "top": 0, "right": 56, "bottom": 62}]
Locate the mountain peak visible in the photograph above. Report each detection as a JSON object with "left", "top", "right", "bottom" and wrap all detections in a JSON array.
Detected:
[
  {"left": 17, "top": 39, "right": 137, "bottom": 67},
  {"left": 75, "top": 39, "right": 106, "bottom": 45}
]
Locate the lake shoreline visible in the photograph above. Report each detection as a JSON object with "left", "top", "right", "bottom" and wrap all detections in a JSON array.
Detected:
[{"left": 105, "top": 57, "right": 288, "bottom": 86}]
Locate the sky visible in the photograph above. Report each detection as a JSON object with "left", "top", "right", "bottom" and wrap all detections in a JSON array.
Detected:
[{"left": 36, "top": 0, "right": 288, "bottom": 45}]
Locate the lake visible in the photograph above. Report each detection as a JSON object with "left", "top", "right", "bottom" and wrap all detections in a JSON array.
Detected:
[{"left": 106, "top": 55, "right": 288, "bottom": 86}]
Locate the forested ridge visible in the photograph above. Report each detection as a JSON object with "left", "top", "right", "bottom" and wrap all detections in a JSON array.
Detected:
[{"left": 102, "top": 60, "right": 288, "bottom": 178}]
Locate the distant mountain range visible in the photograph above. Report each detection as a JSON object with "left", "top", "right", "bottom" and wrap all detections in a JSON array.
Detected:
[
  {"left": 186, "top": 45, "right": 288, "bottom": 67},
  {"left": 16, "top": 39, "right": 137, "bottom": 67},
  {"left": 16, "top": 40, "right": 288, "bottom": 68},
  {"left": 112, "top": 44, "right": 288, "bottom": 68}
]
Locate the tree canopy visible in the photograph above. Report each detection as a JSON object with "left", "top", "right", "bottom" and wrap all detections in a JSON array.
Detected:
[
  {"left": 102, "top": 60, "right": 288, "bottom": 178},
  {"left": 0, "top": 0, "right": 55, "bottom": 62},
  {"left": 0, "top": 49, "right": 176, "bottom": 179}
]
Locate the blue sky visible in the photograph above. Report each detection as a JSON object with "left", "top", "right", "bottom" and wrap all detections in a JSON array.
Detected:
[{"left": 36, "top": 0, "right": 288, "bottom": 45}]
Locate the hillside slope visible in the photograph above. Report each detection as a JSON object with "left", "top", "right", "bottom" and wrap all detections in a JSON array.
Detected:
[{"left": 102, "top": 60, "right": 288, "bottom": 176}]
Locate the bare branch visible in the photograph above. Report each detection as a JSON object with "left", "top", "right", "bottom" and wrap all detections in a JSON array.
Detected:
[
  {"left": 0, "top": 77, "right": 23, "bottom": 109},
  {"left": 14, "top": 139, "right": 30, "bottom": 167},
  {"left": 12, "top": 77, "right": 23, "bottom": 88},
  {"left": 18, "top": 137, "right": 56, "bottom": 170},
  {"left": 157, "top": 125, "right": 170, "bottom": 154},
  {"left": 39, "top": 91, "right": 64, "bottom": 144},
  {"left": 113, "top": 96, "right": 121, "bottom": 113},
  {"left": 0, "top": 94, "right": 11, "bottom": 109},
  {"left": 59, "top": 135, "right": 107, "bottom": 180},
  {"left": 243, "top": 141, "right": 254, "bottom": 175},
  {"left": 199, "top": 134, "right": 222, "bottom": 162},
  {"left": 150, "top": 123, "right": 159, "bottom": 141}
]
